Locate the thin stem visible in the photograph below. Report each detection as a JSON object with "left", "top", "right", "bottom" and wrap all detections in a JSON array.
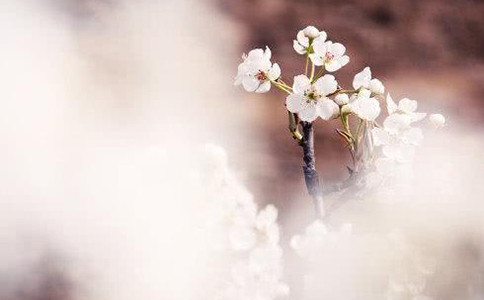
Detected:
[
  {"left": 271, "top": 80, "right": 292, "bottom": 94},
  {"left": 304, "top": 55, "right": 309, "bottom": 76},
  {"left": 309, "top": 62, "right": 315, "bottom": 82},
  {"left": 312, "top": 66, "right": 325, "bottom": 83}
]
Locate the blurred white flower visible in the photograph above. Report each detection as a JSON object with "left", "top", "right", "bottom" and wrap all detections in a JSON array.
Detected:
[
  {"left": 372, "top": 114, "right": 424, "bottom": 163},
  {"left": 293, "top": 26, "right": 327, "bottom": 55},
  {"left": 386, "top": 94, "right": 426, "bottom": 123},
  {"left": 429, "top": 113, "right": 446, "bottom": 128},
  {"left": 286, "top": 74, "right": 339, "bottom": 122},
  {"left": 234, "top": 46, "right": 281, "bottom": 93},
  {"left": 352, "top": 67, "right": 385, "bottom": 94},
  {"left": 310, "top": 40, "right": 350, "bottom": 72},
  {"left": 349, "top": 89, "right": 381, "bottom": 121}
]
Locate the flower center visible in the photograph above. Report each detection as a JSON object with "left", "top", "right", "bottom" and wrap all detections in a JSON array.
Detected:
[
  {"left": 304, "top": 89, "right": 320, "bottom": 103},
  {"left": 324, "top": 52, "right": 334, "bottom": 63},
  {"left": 255, "top": 71, "right": 267, "bottom": 81}
]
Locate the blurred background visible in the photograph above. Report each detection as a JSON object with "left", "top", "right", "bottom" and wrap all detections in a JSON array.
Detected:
[{"left": 1, "top": 0, "right": 484, "bottom": 299}]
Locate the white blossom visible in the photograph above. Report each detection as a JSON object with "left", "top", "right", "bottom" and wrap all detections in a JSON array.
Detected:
[
  {"left": 429, "top": 113, "right": 446, "bottom": 128},
  {"left": 293, "top": 26, "right": 327, "bottom": 55},
  {"left": 234, "top": 46, "right": 281, "bottom": 93},
  {"left": 372, "top": 114, "right": 424, "bottom": 162},
  {"left": 352, "top": 67, "right": 385, "bottom": 94},
  {"left": 349, "top": 89, "right": 381, "bottom": 121},
  {"left": 286, "top": 74, "right": 339, "bottom": 122},
  {"left": 310, "top": 40, "right": 349, "bottom": 72},
  {"left": 334, "top": 93, "right": 349, "bottom": 105},
  {"left": 386, "top": 94, "right": 426, "bottom": 123}
]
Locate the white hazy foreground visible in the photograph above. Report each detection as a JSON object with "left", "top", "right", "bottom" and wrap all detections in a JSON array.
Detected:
[{"left": 0, "top": 1, "right": 484, "bottom": 300}]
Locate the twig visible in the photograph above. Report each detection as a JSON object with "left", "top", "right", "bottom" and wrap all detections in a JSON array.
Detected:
[{"left": 299, "top": 121, "right": 325, "bottom": 219}]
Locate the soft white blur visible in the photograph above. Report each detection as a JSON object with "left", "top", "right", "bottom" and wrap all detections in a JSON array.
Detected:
[{"left": 0, "top": 0, "right": 250, "bottom": 299}]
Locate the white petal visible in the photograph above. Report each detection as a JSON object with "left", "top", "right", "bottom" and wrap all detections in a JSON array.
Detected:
[
  {"left": 334, "top": 94, "right": 349, "bottom": 105},
  {"left": 293, "top": 40, "right": 306, "bottom": 54},
  {"left": 353, "top": 67, "right": 372, "bottom": 90},
  {"left": 303, "top": 26, "right": 320, "bottom": 38},
  {"left": 255, "top": 80, "right": 271, "bottom": 93},
  {"left": 316, "top": 31, "right": 327, "bottom": 43},
  {"left": 369, "top": 78, "right": 385, "bottom": 94},
  {"left": 268, "top": 63, "right": 281, "bottom": 80},
  {"left": 409, "top": 112, "right": 427, "bottom": 123},
  {"left": 429, "top": 113, "right": 446, "bottom": 128},
  {"left": 386, "top": 93, "right": 398, "bottom": 115},
  {"left": 246, "top": 48, "right": 264, "bottom": 61},
  {"left": 263, "top": 46, "right": 272, "bottom": 60},
  {"left": 398, "top": 98, "right": 418, "bottom": 113},
  {"left": 372, "top": 127, "right": 390, "bottom": 146},
  {"left": 314, "top": 74, "right": 337, "bottom": 96},
  {"left": 325, "top": 59, "right": 342, "bottom": 72},
  {"left": 298, "top": 105, "right": 319, "bottom": 122},
  {"left": 329, "top": 42, "right": 346, "bottom": 57},
  {"left": 296, "top": 30, "right": 309, "bottom": 47},
  {"left": 339, "top": 55, "right": 350, "bottom": 67},
  {"left": 309, "top": 54, "right": 324, "bottom": 66},
  {"left": 312, "top": 38, "right": 327, "bottom": 55},
  {"left": 292, "top": 75, "right": 311, "bottom": 94},
  {"left": 402, "top": 127, "right": 424, "bottom": 146},
  {"left": 317, "top": 99, "right": 339, "bottom": 120},
  {"left": 383, "top": 114, "right": 411, "bottom": 133},
  {"left": 242, "top": 76, "right": 259, "bottom": 92},
  {"left": 286, "top": 94, "right": 303, "bottom": 113}
]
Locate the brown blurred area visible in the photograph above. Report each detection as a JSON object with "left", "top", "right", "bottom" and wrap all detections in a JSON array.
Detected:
[{"left": 211, "top": 0, "right": 484, "bottom": 218}]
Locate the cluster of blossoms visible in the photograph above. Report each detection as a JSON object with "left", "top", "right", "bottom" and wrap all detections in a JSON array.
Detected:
[
  {"left": 233, "top": 25, "right": 449, "bottom": 300},
  {"left": 197, "top": 145, "right": 288, "bottom": 300},
  {"left": 235, "top": 25, "right": 446, "bottom": 189}
]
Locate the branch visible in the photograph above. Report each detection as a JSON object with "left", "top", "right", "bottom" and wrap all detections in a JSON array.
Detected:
[{"left": 299, "top": 121, "right": 325, "bottom": 219}]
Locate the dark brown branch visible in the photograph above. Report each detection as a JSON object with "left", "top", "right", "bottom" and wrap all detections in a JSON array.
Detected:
[{"left": 299, "top": 121, "right": 324, "bottom": 219}]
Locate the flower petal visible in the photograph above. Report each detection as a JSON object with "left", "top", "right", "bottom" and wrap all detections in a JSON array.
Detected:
[
  {"left": 386, "top": 93, "right": 398, "bottom": 115},
  {"left": 398, "top": 98, "right": 418, "bottom": 113},
  {"left": 409, "top": 112, "right": 427, "bottom": 123},
  {"left": 268, "top": 63, "right": 281, "bottom": 81},
  {"left": 383, "top": 114, "right": 411, "bottom": 133},
  {"left": 293, "top": 40, "right": 306, "bottom": 54},
  {"left": 315, "top": 74, "right": 337, "bottom": 96},
  {"left": 298, "top": 105, "right": 319, "bottom": 122},
  {"left": 242, "top": 76, "right": 259, "bottom": 92},
  {"left": 296, "top": 30, "right": 309, "bottom": 47},
  {"left": 325, "top": 59, "right": 342, "bottom": 72},
  {"left": 309, "top": 54, "right": 324, "bottom": 66},
  {"left": 286, "top": 94, "right": 303, "bottom": 113},
  {"left": 292, "top": 75, "right": 311, "bottom": 94},
  {"left": 312, "top": 38, "right": 327, "bottom": 55},
  {"left": 369, "top": 78, "right": 385, "bottom": 94},
  {"left": 246, "top": 48, "right": 264, "bottom": 61},
  {"left": 353, "top": 67, "right": 372, "bottom": 90},
  {"left": 329, "top": 42, "right": 346, "bottom": 57},
  {"left": 334, "top": 94, "right": 349, "bottom": 105},
  {"left": 255, "top": 80, "right": 271, "bottom": 93},
  {"left": 263, "top": 46, "right": 272, "bottom": 60},
  {"left": 317, "top": 99, "right": 339, "bottom": 120},
  {"left": 402, "top": 127, "right": 424, "bottom": 146},
  {"left": 316, "top": 31, "right": 327, "bottom": 43}
]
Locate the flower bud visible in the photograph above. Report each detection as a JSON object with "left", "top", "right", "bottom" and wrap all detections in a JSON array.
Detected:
[
  {"left": 429, "top": 113, "right": 445, "bottom": 128},
  {"left": 334, "top": 94, "right": 349, "bottom": 105},
  {"left": 341, "top": 104, "right": 352, "bottom": 116},
  {"left": 303, "top": 26, "right": 320, "bottom": 39},
  {"left": 369, "top": 78, "right": 385, "bottom": 94}
]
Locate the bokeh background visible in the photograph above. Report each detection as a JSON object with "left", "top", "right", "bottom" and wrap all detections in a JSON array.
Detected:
[{"left": 1, "top": 0, "right": 484, "bottom": 299}]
